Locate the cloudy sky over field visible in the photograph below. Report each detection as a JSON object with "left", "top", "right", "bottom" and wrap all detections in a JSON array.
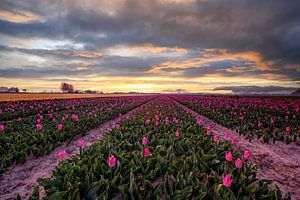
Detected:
[{"left": 0, "top": 0, "right": 300, "bottom": 93}]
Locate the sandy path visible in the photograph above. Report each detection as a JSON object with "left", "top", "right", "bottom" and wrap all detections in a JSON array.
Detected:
[
  {"left": 173, "top": 99, "right": 300, "bottom": 200},
  {"left": 0, "top": 104, "right": 146, "bottom": 200}
]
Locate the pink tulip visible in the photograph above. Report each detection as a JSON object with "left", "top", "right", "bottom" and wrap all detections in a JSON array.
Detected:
[
  {"left": 231, "top": 137, "right": 237, "bottom": 144},
  {"left": 58, "top": 150, "right": 66, "bottom": 160},
  {"left": 36, "top": 124, "right": 42, "bottom": 130},
  {"left": 108, "top": 155, "right": 117, "bottom": 168},
  {"left": 223, "top": 132, "right": 230, "bottom": 139},
  {"left": 165, "top": 117, "right": 169, "bottom": 125},
  {"left": 235, "top": 158, "right": 243, "bottom": 168},
  {"left": 115, "top": 124, "right": 120, "bottom": 129},
  {"left": 223, "top": 175, "right": 233, "bottom": 187},
  {"left": 213, "top": 135, "right": 219, "bottom": 142},
  {"left": 155, "top": 121, "right": 159, "bottom": 127},
  {"left": 207, "top": 128, "right": 211, "bottom": 136},
  {"left": 142, "top": 136, "right": 148, "bottom": 145},
  {"left": 146, "top": 119, "right": 150, "bottom": 125},
  {"left": 271, "top": 118, "right": 274, "bottom": 124},
  {"left": 57, "top": 124, "right": 63, "bottom": 130},
  {"left": 258, "top": 122, "right": 262, "bottom": 127},
  {"left": 286, "top": 126, "right": 291, "bottom": 133},
  {"left": 0, "top": 125, "right": 4, "bottom": 132},
  {"left": 77, "top": 139, "right": 85, "bottom": 147},
  {"left": 243, "top": 150, "right": 251, "bottom": 160},
  {"left": 144, "top": 148, "right": 150, "bottom": 157},
  {"left": 225, "top": 151, "right": 233, "bottom": 161},
  {"left": 175, "top": 130, "right": 180, "bottom": 137}
]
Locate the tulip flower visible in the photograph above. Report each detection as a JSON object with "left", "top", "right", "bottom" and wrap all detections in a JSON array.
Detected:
[
  {"left": 77, "top": 139, "right": 85, "bottom": 147},
  {"left": 175, "top": 130, "right": 180, "bottom": 137},
  {"left": 223, "top": 175, "right": 233, "bottom": 187},
  {"left": 223, "top": 132, "right": 230, "bottom": 139},
  {"left": 258, "top": 122, "right": 262, "bottom": 127},
  {"left": 108, "top": 155, "right": 117, "bottom": 168},
  {"left": 146, "top": 119, "right": 150, "bottom": 125},
  {"left": 144, "top": 148, "right": 150, "bottom": 157},
  {"left": 165, "top": 117, "right": 169, "bottom": 125},
  {"left": 243, "top": 150, "right": 251, "bottom": 160},
  {"left": 142, "top": 136, "right": 148, "bottom": 145},
  {"left": 57, "top": 124, "right": 63, "bottom": 130},
  {"left": 115, "top": 124, "right": 120, "bottom": 129},
  {"left": 235, "top": 158, "right": 243, "bottom": 168},
  {"left": 36, "top": 124, "right": 42, "bottom": 130},
  {"left": 286, "top": 126, "right": 291, "bottom": 133},
  {"left": 213, "top": 135, "right": 219, "bottom": 142},
  {"left": 225, "top": 151, "right": 233, "bottom": 161},
  {"left": 207, "top": 128, "right": 211, "bottom": 136},
  {"left": 0, "top": 125, "right": 4, "bottom": 132},
  {"left": 58, "top": 150, "right": 66, "bottom": 160},
  {"left": 231, "top": 137, "right": 237, "bottom": 144}
]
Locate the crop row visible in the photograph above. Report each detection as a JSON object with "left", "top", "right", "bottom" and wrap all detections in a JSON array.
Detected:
[
  {"left": 0, "top": 96, "right": 150, "bottom": 122},
  {"left": 30, "top": 96, "right": 289, "bottom": 199},
  {"left": 172, "top": 95, "right": 300, "bottom": 144},
  {"left": 0, "top": 96, "right": 154, "bottom": 175}
]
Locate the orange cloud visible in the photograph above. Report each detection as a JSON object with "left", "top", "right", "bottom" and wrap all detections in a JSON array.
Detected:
[
  {"left": 149, "top": 49, "right": 275, "bottom": 73},
  {"left": 0, "top": 9, "right": 43, "bottom": 23}
]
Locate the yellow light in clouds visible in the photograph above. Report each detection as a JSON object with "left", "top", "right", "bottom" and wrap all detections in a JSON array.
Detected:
[
  {"left": 0, "top": 9, "right": 43, "bottom": 23},
  {"left": 149, "top": 49, "right": 276, "bottom": 73}
]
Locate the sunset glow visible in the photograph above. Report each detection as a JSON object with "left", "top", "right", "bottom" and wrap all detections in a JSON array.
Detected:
[{"left": 0, "top": 0, "right": 299, "bottom": 94}]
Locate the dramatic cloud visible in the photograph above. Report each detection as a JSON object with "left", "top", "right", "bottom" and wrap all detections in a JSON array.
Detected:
[{"left": 0, "top": 0, "right": 299, "bottom": 93}]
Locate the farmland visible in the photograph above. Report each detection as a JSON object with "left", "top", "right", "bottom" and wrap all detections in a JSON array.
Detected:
[
  {"left": 0, "top": 95, "right": 299, "bottom": 199},
  {"left": 0, "top": 93, "right": 151, "bottom": 102}
]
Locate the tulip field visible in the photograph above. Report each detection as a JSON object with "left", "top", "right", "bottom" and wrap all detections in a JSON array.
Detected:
[
  {"left": 0, "top": 95, "right": 299, "bottom": 199},
  {"left": 0, "top": 96, "right": 153, "bottom": 175},
  {"left": 172, "top": 95, "right": 300, "bottom": 144}
]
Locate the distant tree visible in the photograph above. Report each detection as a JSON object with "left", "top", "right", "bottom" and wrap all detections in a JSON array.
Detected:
[
  {"left": 60, "top": 82, "right": 74, "bottom": 93},
  {"left": 22, "top": 89, "right": 27, "bottom": 93},
  {"left": 10, "top": 87, "right": 19, "bottom": 93}
]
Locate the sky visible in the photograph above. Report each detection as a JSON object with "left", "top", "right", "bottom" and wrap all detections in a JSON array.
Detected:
[{"left": 0, "top": 0, "right": 299, "bottom": 94}]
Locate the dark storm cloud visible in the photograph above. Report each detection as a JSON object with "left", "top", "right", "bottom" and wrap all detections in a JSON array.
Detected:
[
  {"left": 0, "top": 45, "right": 102, "bottom": 59},
  {"left": 0, "top": 66, "right": 90, "bottom": 78},
  {"left": 0, "top": 54, "right": 166, "bottom": 78},
  {"left": 0, "top": 0, "right": 300, "bottom": 82},
  {"left": 213, "top": 86, "right": 298, "bottom": 94}
]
